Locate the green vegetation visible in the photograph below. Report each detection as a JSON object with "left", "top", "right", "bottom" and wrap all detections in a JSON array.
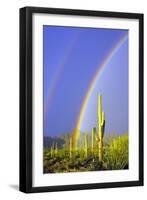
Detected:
[
  {"left": 44, "top": 133, "right": 128, "bottom": 173},
  {"left": 43, "top": 95, "right": 128, "bottom": 173},
  {"left": 103, "top": 133, "right": 128, "bottom": 169}
]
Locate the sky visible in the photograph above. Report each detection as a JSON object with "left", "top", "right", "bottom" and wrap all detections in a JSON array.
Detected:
[{"left": 43, "top": 25, "right": 128, "bottom": 137}]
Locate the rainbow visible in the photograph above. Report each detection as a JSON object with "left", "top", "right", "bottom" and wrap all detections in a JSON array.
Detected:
[
  {"left": 73, "top": 33, "right": 128, "bottom": 148},
  {"left": 44, "top": 32, "right": 81, "bottom": 116}
]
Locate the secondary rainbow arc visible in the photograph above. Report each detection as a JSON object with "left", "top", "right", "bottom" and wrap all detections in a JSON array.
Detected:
[{"left": 44, "top": 32, "right": 81, "bottom": 116}]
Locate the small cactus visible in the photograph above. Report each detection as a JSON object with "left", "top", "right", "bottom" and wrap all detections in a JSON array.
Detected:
[
  {"left": 84, "top": 134, "right": 88, "bottom": 158},
  {"left": 50, "top": 146, "right": 53, "bottom": 157},
  {"left": 65, "top": 135, "right": 69, "bottom": 150},
  {"left": 69, "top": 137, "right": 72, "bottom": 159},
  {"left": 91, "top": 127, "right": 96, "bottom": 154},
  {"left": 55, "top": 143, "right": 58, "bottom": 155}
]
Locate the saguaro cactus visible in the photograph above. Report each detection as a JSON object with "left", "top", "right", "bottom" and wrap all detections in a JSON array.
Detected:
[
  {"left": 65, "top": 135, "right": 69, "bottom": 150},
  {"left": 55, "top": 143, "right": 58, "bottom": 155},
  {"left": 91, "top": 127, "right": 96, "bottom": 154},
  {"left": 69, "top": 137, "right": 72, "bottom": 159},
  {"left": 50, "top": 146, "right": 53, "bottom": 157},
  {"left": 51, "top": 142, "right": 55, "bottom": 157},
  {"left": 98, "top": 94, "right": 105, "bottom": 162},
  {"left": 84, "top": 134, "right": 88, "bottom": 158}
]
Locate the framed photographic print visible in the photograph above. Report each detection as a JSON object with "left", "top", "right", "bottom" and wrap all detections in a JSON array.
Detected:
[{"left": 19, "top": 7, "right": 144, "bottom": 193}]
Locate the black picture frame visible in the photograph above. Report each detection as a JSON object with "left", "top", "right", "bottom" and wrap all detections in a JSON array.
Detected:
[{"left": 19, "top": 6, "right": 144, "bottom": 193}]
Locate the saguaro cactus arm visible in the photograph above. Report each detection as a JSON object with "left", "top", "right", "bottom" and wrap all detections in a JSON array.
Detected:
[
  {"left": 91, "top": 127, "right": 96, "bottom": 153},
  {"left": 101, "top": 111, "right": 105, "bottom": 126}
]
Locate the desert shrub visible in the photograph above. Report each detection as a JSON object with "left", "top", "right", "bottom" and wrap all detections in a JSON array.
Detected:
[{"left": 103, "top": 133, "right": 128, "bottom": 170}]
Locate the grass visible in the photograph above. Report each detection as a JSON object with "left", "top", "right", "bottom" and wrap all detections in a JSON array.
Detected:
[
  {"left": 103, "top": 133, "right": 128, "bottom": 169},
  {"left": 43, "top": 133, "right": 128, "bottom": 173}
]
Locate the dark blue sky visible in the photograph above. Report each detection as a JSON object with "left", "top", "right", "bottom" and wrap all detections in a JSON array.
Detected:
[{"left": 43, "top": 26, "right": 128, "bottom": 137}]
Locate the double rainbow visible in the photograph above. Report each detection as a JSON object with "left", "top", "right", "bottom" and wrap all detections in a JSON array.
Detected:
[{"left": 73, "top": 33, "right": 128, "bottom": 148}]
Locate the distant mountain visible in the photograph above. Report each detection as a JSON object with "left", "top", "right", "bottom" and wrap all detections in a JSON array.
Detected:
[
  {"left": 44, "top": 129, "right": 87, "bottom": 149},
  {"left": 44, "top": 130, "right": 120, "bottom": 149},
  {"left": 43, "top": 136, "right": 65, "bottom": 149}
]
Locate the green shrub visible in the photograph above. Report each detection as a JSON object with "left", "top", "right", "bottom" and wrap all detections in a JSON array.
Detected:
[{"left": 103, "top": 133, "right": 128, "bottom": 170}]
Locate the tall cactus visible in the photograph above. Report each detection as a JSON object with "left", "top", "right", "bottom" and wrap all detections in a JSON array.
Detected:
[
  {"left": 69, "top": 137, "right": 72, "bottom": 159},
  {"left": 91, "top": 127, "right": 96, "bottom": 154},
  {"left": 98, "top": 94, "right": 105, "bottom": 162},
  {"left": 84, "top": 134, "right": 88, "bottom": 158}
]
